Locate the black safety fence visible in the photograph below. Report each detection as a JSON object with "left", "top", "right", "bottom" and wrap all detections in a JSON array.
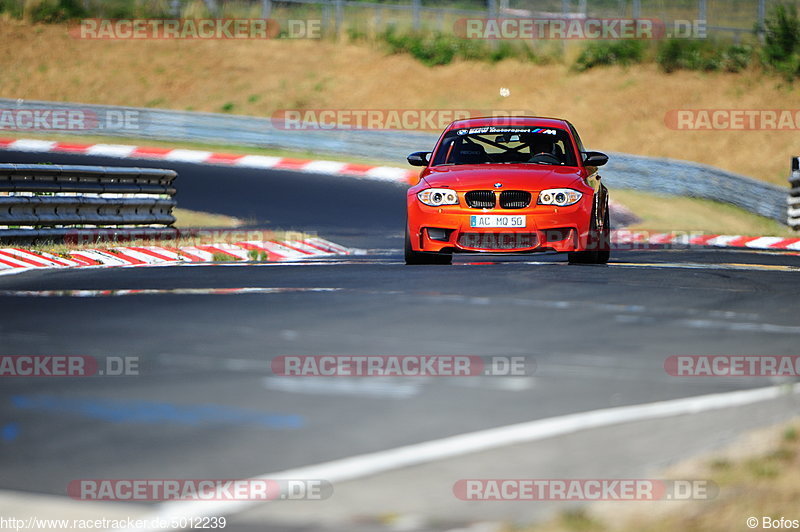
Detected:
[{"left": 0, "top": 164, "right": 177, "bottom": 243}]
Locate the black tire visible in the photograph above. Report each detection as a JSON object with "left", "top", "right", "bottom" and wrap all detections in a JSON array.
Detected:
[
  {"left": 595, "top": 205, "right": 611, "bottom": 265},
  {"left": 405, "top": 226, "right": 452, "bottom": 265},
  {"left": 568, "top": 199, "right": 610, "bottom": 265}
]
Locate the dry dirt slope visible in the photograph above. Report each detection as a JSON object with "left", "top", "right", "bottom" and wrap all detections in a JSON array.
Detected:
[{"left": 1, "top": 19, "right": 799, "bottom": 185}]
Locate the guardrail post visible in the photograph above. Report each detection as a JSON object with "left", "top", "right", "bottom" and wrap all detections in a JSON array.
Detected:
[
  {"left": 698, "top": 0, "right": 707, "bottom": 25},
  {"left": 202, "top": 0, "right": 219, "bottom": 16},
  {"left": 322, "top": 3, "right": 331, "bottom": 37},
  {"left": 486, "top": 0, "right": 498, "bottom": 51},
  {"left": 412, "top": 0, "right": 421, "bottom": 31},
  {"left": 487, "top": 0, "right": 497, "bottom": 18},
  {"left": 632, "top": 0, "right": 641, "bottom": 19},
  {"left": 790, "top": 157, "right": 800, "bottom": 230},
  {"left": 335, "top": 0, "right": 344, "bottom": 37},
  {"left": 261, "top": 0, "right": 272, "bottom": 19},
  {"left": 757, "top": 0, "right": 766, "bottom": 42},
  {"left": 374, "top": 6, "right": 382, "bottom": 34},
  {"left": 561, "top": 0, "right": 570, "bottom": 54}
]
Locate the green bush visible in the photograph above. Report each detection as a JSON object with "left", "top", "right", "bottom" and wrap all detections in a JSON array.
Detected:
[
  {"left": 346, "top": 26, "right": 368, "bottom": 43},
  {"left": 107, "top": 0, "right": 172, "bottom": 19},
  {"left": 28, "top": 0, "right": 85, "bottom": 23},
  {"left": 658, "top": 39, "right": 711, "bottom": 72},
  {"left": 3, "top": 0, "right": 170, "bottom": 22},
  {"left": 721, "top": 44, "right": 754, "bottom": 72},
  {"left": 0, "top": 0, "right": 23, "bottom": 18},
  {"left": 380, "top": 28, "right": 457, "bottom": 66},
  {"left": 656, "top": 38, "right": 751, "bottom": 73},
  {"left": 379, "top": 26, "right": 543, "bottom": 67},
  {"left": 573, "top": 40, "right": 646, "bottom": 71},
  {"left": 762, "top": 2, "right": 800, "bottom": 79}
]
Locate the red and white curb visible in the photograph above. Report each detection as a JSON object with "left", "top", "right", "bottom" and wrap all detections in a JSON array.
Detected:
[
  {"left": 610, "top": 230, "right": 800, "bottom": 251},
  {"left": 0, "top": 137, "right": 418, "bottom": 184},
  {"left": 0, "top": 237, "right": 355, "bottom": 273}
]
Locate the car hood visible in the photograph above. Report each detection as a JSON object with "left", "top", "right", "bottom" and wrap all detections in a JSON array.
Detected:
[{"left": 421, "top": 165, "right": 584, "bottom": 190}]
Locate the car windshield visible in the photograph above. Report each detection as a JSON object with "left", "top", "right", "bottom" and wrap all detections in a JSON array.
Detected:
[{"left": 432, "top": 126, "right": 578, "bottom": 167}]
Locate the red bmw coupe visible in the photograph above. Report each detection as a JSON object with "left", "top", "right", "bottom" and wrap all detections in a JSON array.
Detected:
[{"left": 406, "top": 116, "right": 610, "bottom": 265}]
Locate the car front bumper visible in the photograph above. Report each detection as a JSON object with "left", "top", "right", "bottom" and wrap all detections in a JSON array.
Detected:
[{"left": 407, "top": 199, "right": 594, "bottom": 254}]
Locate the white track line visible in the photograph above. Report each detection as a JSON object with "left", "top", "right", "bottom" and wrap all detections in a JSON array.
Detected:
[{"left": 118, "top": 382, "right": 800, "bottom": 532}]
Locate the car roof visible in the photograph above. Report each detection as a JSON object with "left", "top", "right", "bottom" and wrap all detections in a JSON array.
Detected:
[{"left": 446, "top": 116, "right": 572, "bottom": 131}]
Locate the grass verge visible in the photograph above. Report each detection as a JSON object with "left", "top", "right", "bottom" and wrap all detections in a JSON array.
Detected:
[
  {"left": 172, "top": 207, "right": 245, "bottom": 229},
  {"left": 520, "top": 418, "right": 800, "bottom": 532},
  {"left": 612, "top": 189, "right": 797, "bottom": 237}
]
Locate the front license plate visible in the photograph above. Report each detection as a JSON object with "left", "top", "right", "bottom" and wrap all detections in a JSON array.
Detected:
[{"left": 470, "top": 215, "right": 526, "bottom": 228}]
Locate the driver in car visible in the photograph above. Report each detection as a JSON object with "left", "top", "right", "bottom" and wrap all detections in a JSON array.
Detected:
[{"left": 528, "top": 136, "right": 564, "bottom": 164}]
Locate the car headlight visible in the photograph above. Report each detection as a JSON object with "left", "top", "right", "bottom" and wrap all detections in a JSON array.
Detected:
[
  {"left": 538, "top": 188, "right": 582, "bottom": 207},
  {"left": 417, "top": 188, "right": 459, "bottom": 207}
]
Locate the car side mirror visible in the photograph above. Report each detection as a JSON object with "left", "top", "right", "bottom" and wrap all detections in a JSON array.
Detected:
[
  {"left": 582, "top": 151, "right": 608, "bottom": 167},
  {"left": 407, "top": 151, "right": 430, "bottom": 167}
]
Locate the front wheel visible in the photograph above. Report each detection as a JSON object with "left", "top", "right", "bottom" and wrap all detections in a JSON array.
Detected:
[
  {"left": 568, "top": 201, "right": 610, "bottom": 265},
  {"left": 405, "top": 226, "right": 452, "bottom": 265}
]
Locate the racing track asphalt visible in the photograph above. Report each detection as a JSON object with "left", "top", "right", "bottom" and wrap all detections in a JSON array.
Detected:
[{"left": 0, "top": 150, "right": 799, "bottom": 530}]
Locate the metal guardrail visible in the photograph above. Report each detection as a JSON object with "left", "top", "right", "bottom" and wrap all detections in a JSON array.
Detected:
[
  {"left": 0, "top": 98, "right": 790, "bottom": 224},
  {"left": 0, "top": 163, "right": 177, "bottom": 242},
  {"left": 602, "top": 152, "right": 787, "bottom": 223},
  {"left": 0, "top": 98, "right": 436, "bottom": 162},
  {"left": 790, "top": 157, "right": 800, "bottom": 230}
]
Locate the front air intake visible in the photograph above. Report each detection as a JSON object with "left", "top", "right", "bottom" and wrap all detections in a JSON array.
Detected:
[
  {"left": 499, "top": 191, "right": 532, "bottom": 209},
  {"left": 465, "top": 191, "right": 496, "bottom": 209}
]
